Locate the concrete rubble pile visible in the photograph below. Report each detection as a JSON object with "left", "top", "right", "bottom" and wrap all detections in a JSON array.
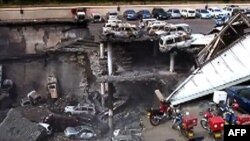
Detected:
[{"left": 0, "top": 108, "right": 46, "bottom": 141}]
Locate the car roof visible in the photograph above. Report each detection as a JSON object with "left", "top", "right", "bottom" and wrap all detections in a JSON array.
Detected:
[
  {"left": 125, "top": 9, "right": 135, "bottom": 12},
  {"left": 182, "top": 8, "right": 195, "bottom": 10},
  {"left": 109, "top": 11, "right": 117, "bottom": 13},
  {"left": 139, "top": 9, "right": 150, "bottom": 12},
  {"left": 209, "top": 7, "right": 221, "bottom": 9},
  {"left": 153, "top": 7, "right": 164, "bottom": 10}
]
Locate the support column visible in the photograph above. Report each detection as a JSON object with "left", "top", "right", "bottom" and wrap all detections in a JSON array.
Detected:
[
  {"left": 107, "top": 82, "right": 114, "bottom": 135},
  {"left": 100, "top": 83, "right": 105, "bottom": 107},
  {"left": 100, "top": 43, "right": 105, "bottom": 59},
  {"left": 107, "top": 43, "right": 113, "bottom": 76},
  {"left": 170, "top": 53, "right": 176, "bottom": 72}
]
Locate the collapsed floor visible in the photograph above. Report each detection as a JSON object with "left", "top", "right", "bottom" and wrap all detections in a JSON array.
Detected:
[{"left": 0, "top": 24, "right": 196, "bottom": 141}]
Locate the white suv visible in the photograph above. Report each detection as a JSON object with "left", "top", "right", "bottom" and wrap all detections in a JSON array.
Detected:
[
  {"left": 207, "top": 7, "right": 229, "bottom": 18},
  {"left": 64, "top": 104, "right": 96, "bottom": 115},
  {"left": 180, "top": 8, "right": 196, "bottom": 18}
]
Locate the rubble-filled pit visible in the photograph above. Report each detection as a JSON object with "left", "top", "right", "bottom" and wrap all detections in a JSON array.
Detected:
[{"left": 0, "top": 23, "right": 197, "bottom": 141}]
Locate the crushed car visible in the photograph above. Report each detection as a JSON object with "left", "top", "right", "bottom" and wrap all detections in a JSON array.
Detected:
[
  {"left": 102, "top": 19, "right": 122, "bottom": 33},
  {"left": 64, "top": 125, "right": 96, "bottom": 139},
  {"left": 47, "top": 75, "right": 58, "bottom": 100},
  {"left": 102, "top": 24, "right": 140, "bottom": 40},
  {"left": 27, "top": 90, "right": 43, "bottom": 105},
  {"left": 159, "top": 31, "right": 194, "bottom": 52},
  {"left": 64, "top": 103, "right": 96, "bottom": 115},
  {"left": 37, "top": 122, "right": 53, "bottom": 136}
]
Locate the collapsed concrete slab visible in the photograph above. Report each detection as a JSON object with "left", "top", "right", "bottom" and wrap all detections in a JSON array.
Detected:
[
  {"left": 167, "top": 13, "right": 250, "bottom": 105},
  {"left": 0, "top": 108, "right": 45, "bottom": 141}
]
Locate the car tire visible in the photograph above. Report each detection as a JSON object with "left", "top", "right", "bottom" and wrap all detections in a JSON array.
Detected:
[
  {"left": 66, "top": 112, "right": 72, "bottom": 116},
  {"left": 69, "top": 135, "right": 76, "bottom": 139},
  {"left": 156, "top": 16, "right": 159, "bottom": 20}
]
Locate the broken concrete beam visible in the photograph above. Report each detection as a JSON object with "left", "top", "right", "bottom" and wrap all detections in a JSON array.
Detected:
[
  {"left": 0, "top": 108, "right": 45, "bottom": 141},
  {"left": 154, "top": 89, "right": 165, "bottom": 101}
]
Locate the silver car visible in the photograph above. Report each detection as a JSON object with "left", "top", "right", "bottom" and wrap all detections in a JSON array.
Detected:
[
  {"left": 167, "top": 9, "right": 181, "bottom": 19},
  {"left": 64, "top": 104, "right": 96, "bottom": 115},
  {"left": 64, "top": 125, "right": 96, "bottom": 139}
]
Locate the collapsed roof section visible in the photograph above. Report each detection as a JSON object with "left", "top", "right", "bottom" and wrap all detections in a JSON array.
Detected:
[
  {"left": 196, "top": 12, "right": 250, "bottom": 66},
  {"left": 167, "top": 13, "right": 250, "bottom": 105}
]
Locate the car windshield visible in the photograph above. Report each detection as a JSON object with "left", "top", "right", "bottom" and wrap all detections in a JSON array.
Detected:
[
  {"left": 110, "top": 12, "right": 117, "bottom": 16},
  {"left": 94, "top": 15, "right": 100, "bottom": 19},
  {"left": 200, "top": 9, "right": 209, "bottom": 13},
  {"left": 188, "top": 10, "right": 195, "bottom": 13},
  {"left": 173, "top": 10, "right": 180, "bottom": 13},
  {"left": 142, "top": 10, "right": 150, "bottom": 14},
  {"left": 127, "top": 10, "right": 135, "bottom": 14},
  {"left": 214, "top": 9, "right": 222, "bottom": 12},
  {"left": 157, "top": 9, "right": 165, "bottom": 13}
]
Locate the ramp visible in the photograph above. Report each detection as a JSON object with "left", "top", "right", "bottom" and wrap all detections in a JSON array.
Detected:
[{"left": 167, "top": 13, "right": 250, "bottom": 105}]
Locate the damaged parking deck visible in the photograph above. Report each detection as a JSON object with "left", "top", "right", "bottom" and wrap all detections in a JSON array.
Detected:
[{"left": 0, "top": 5, "right": 235, "bottom": 141}]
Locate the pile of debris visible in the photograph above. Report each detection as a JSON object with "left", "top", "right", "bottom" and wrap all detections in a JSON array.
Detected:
[{"left": 0, "top": 108, "right": 46, "bottom": 141}]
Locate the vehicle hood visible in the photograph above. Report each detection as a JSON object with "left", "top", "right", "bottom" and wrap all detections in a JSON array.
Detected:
[
  {"left": 65, "top": 106, "right": 74, "bottom": 110},
  {"left": 127, "top": 13, "right": 136, "bottom": 17},
  {"left": 155, "top": 30, "right": 166, "bottom": 35}
]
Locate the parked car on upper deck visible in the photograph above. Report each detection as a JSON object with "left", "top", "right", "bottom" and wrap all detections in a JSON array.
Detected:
[
  {"left": 64, "top": 125, "right": 96, "bottom": 139},
  {"left": 64, "top": 104, "right": 96, "bottom": 115},
  {"left": 106, "top": 11, "right": 118, "bottom": 20},
  {"left": 223, "top": 6, "right": 241, "bottom": 17},
  {"left": 242, "top": 8, "right": 250, "bottom": 17},
  {"left": 167, "top": 9, "right": 181, "bottom": 19},
  {"left": 123, "top": 9, "right": 137, "bottom": 20},
  {"left": 137, "top": 10, "right": 152, "bottom": 20},
  {"left": 207, "top": 7, "right": 229, "bottom": 18},
  {"left": 91, "top": 12, "right": 103, "bottom": 23},
  {"left": 152, "top": 8, "right": 170, "bottom": 20},
  {"left": 180, "top": 8, "right": 196, "bottom": 18},
  {"left": 196, "top": 9, "right": 212, "bottom": 19},
  {"left": 102, "top": 24, "right": 140, "bottom": 40},
  {"left": 225, "top": 86, "right": 250, "bottom": 113}
]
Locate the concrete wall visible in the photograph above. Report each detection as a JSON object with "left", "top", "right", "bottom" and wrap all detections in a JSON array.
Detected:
[{"left": 0, "top": 25, "right": 89, "bottom": 56}]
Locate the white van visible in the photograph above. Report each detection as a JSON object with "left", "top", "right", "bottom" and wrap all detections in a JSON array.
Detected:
[{"left": 180, "top": 8, "right": 196, "bottom": 18}]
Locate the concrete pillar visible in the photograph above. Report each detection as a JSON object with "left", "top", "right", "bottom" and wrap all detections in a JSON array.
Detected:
[
  {"left": 170, "top": 53, "right": 175, "bottom": 72},
  {"left": 107, "top": 43, "right": 113, "bottom": 75},
  {"left": 100, "top": 83, "right": 105, "bottom": 107},
  {"left": 107, "top": 82, "right": 114, "bottom": 135},
  {"left": 100, "top": 43, "right": 105, "bottom": 59}
]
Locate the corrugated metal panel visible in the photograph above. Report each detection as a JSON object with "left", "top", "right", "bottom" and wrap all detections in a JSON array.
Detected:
[{"left": 169, "top": 35, "right": 250, "bottom": 105}]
